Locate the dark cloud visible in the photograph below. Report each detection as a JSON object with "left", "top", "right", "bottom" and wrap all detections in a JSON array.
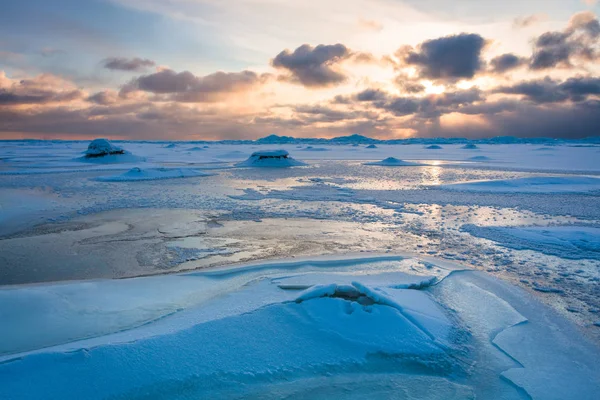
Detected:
[
  {"left": 355, "top": 88, "right": 388, "bottom": 102},
  {"left": 399, "top": 34, "right": 487, "bottom": 81},
  {"left": 350, "top": 87, "right": 483, "bottom": 117},
  {"left": 122, "top": 69, "right": 267, "bottom": 102},
  {"left": 87, "top": 90, "right": 118, "bottom": 105},
  {"left": 494, "top": 77, "right": 600, "bottom": 103},
  {"left": 103, "top": 57, "right": 156, "bottom": 72},
  {"left": 489, "top": 53, "right": 527, "bottom": 73},
  {"left": 0, "top": 88, "right": 83, "bottom": 105},
  {"left": 272, "top": 44, "right": 351, "bottom": 87},
  {"left": 529, "top": 12, "right": 600, "bottom": 70}
]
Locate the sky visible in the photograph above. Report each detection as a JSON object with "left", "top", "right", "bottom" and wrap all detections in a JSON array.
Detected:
[{"left": 0, "top": 0, "right": 599, "bottom": 140}]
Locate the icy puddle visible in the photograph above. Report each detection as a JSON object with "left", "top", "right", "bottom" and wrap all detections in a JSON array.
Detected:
[{"left": 1, "top": 255, "right": 599, "bottom": 400}]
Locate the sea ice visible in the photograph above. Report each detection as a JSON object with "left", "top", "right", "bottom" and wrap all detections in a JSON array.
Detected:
[{"left": 440, "top": 176, "right": 600, "bottom": 193}]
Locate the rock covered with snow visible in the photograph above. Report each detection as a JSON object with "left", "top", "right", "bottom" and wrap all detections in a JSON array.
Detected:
[
  {"left": 364, "top": 157, "right": 423, "bottom": 167},
  {"left": 425, "top": 145, "right": 443, "bottom": 149},
  {"left": 235, "top": 149, "right": 307, "bottom": 168},
  {"left": 84, "top": 139, "right": 125, "bottom": 158},
  {"left": 461, "top": 143, "right": 478, "bottom": 149},
  {"left": 365, "top": 144, "right": 378, "bottom": 149}
]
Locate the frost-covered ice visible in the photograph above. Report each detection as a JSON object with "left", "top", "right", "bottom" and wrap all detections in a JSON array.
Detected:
[
  {"left": 364, "top": 157, "right": 423, "bottom": 166},
  {"left": 1, "top": 256, "right": 599, "bottom": 399},
  {"left": 96, "top": 167, "right": 212, "bottom": 182},
  {"left": 235, "top": 149, "right": 307, "bottom": 167},
  {"left": 441, "top": 176, "right": 600, "bottom": 193}
]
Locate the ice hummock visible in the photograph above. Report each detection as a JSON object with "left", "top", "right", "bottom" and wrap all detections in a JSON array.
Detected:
[
  {"left": 364, "top": 157, "right": 423, "bottom": 167},
  {"left": 461, "top": 143, "right": 479, "bottom": 149},
  {"left": 84, "top": 138, "right": 125, "bottom": 158},
  {"left": 235, "top": 149, "right": 307, "bottom": 168},
  {"left": 425, "top": 144, "right": 443, "bottom": 149}
]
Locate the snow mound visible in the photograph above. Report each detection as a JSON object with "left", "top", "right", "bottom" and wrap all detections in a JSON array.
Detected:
[
  {"left": 462, "top": 225, "right": 600, "bottom": 260},
  {"left": 440, "top": 176, "right": 600, "bottom": 193},
  {"left": 461, "top": 144, "right": 478, "bottom": 149},
  {"left": 364, "top": 157, "right": 423, "bottom": 167},
  {"left": 365, "top": 144, "right": 377, "bottom": 149},
  {"left": 425, "top": 145, "right": 443, "bottom": 149},
  {"left": 96, "top": 167, "right": 212, "bottom": 182},
  {"left": 235, "top": 149, "right": 307, "bottom": 168},
  {"left": 187, "top": 146, "right": 205, "bottom": 151},
  {"left": 84, "top": 138, "right": 125, "bottom": 158},
  {"left": 300, "top": 146, "right": 330, "bottom": 151},
  {"left": 468, "top": 156, "right": 491, "bottom": 161}
]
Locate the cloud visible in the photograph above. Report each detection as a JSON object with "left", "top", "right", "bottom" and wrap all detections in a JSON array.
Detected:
[
  {"left": 513, "top": 14, "right": 546, "bottom": 29},
  {"left": 0, "top": 72, "right": 85, "bottom": 105},
  {"left": 529, "top": 11, "right": 600, "bottom": 70},
  {"left": 121, "top": 69, "right": 267, "bottom": 102},
  {"left": 40, "top": 48, "right": 67, "bottom": 58},
  {"left": 489, "top": 53, "right": 527, "bottom": 73},
  {"left": 357, "top": 18, "right": 383, "bottom": 32},
  {"left": 494, "top": 76, "right": 600, "bottom": 103},
  {"left": 103, "top": 57, "right": 156, "bottom": 72},
  {"left": 399, "top": 33, "right": 487, "bottom": 81},
  {"left": 272, "top": 44, "right": 351, "bottom": 87},
  {"left": 88, "top": 90, "right": 119, "bottom": 105}
]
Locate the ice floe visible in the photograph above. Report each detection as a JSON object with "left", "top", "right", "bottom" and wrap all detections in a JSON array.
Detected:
[
  {"left": 462, "top": 225, "right": 600, "bottom": 260},
  {"left": 440, "top": 176, "right": 600, "bottom": 193}
]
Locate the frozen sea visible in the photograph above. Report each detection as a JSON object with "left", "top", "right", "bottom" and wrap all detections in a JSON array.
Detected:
[{"left": 1, "top": 139, "right": 600, "bottom": 399}]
